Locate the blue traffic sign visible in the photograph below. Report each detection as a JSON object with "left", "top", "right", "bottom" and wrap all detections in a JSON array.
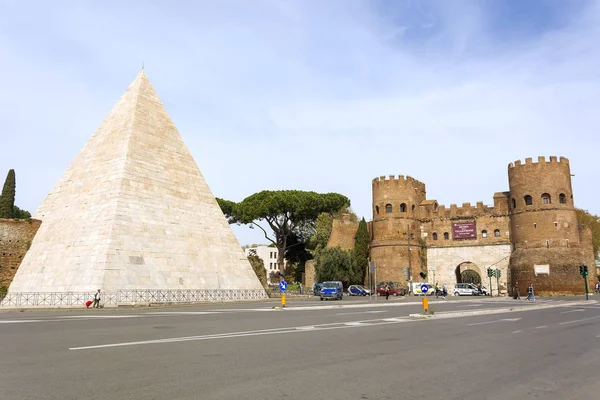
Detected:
[
  {"left": 420, "top": 284, "right": 429, "bottom": 293},
  {"left": 279, "top": 281, "right": 288, "bottom": 291}
]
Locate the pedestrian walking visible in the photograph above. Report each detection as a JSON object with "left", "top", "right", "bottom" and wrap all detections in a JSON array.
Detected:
[
  {"left": 385, "top": 284, "right": 390, "bottom": 300},
  {"left": 514, "top": 281, "right": 521, "bottom": 300},
  {"left": 442, "top": 283, "right": 447, "bottom": 299},
  {"left": 595, "top": 282, "right": 600, "bottom": 295},
  {"left": 93, "top": 289, "right": 101, "bottom": 308},
  {"left": 526, "top": 284, "right": 535, "bottom": 302},
  {"left": 435, "top": 282, "right": 439, "bottom": 299}
]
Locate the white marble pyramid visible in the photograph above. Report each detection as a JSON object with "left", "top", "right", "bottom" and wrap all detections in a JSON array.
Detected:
[{"left": 10, "top": 70, "right": 264, "bottom": 293}]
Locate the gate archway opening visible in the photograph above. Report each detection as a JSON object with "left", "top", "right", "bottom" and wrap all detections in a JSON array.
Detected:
[{"left": 455, "top": 262, "right": 482, "bottom": 285}]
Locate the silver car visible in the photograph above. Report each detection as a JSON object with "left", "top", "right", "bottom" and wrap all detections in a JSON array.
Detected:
[{"left": 453, "top": 283, "right": 478, "bottom": 296}]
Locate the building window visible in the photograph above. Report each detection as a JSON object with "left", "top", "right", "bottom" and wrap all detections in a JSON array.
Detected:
[
  {"left": 524, "top": 195, "right": 533, "bottom": 206},
  {"left": 375, "top": 206, "right": 379, "bottom": 215},
  {"left": 481, "top": 230, "right": 488, "bottom": 238},
  {"left": 512, "top": 198, "right": 516, "bottom": 209},
  {"left": 400, "top": 203, "right": 407, "bottom": 212},
  {"left": 412, "top": 204, "right": 416, "bottom": 212},
  {"left": 432, "top": 233, "right": 438, "bottom": 240},
  {"left": 541, "top": 193, "right": 551, "bottom": 204},
  {"left": 494, "top": 229, "right": 500, "bottom": 237},
  {"left": 385, "top": 204, "right": 393, "bottom": 213},
  {"left": 554, "top": 222, "right": 558, "bottom": 227},
  {"left": 559, "top": 193, "right": 566, "bottom": 204},
  {"left": 443, "top": 232, "right": 449, "bottom": 240},
  {"left": 434, "top": 202, "right": 438, "bottom": 210},
  {"left": 534, "top": 223, "right": 537, "bottom": 228},
  {"left": 546, "top": 240, "right": 549, "bottom": 249}
]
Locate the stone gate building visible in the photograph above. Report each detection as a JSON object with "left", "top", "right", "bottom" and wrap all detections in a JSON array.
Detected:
[{"left": 370, "top": 156, "right": 596, "bottom": 296}]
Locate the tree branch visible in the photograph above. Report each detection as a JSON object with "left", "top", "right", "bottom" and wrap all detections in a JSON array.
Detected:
[{"left": 251, "top": 222, "right": 276, "bottom": 245}]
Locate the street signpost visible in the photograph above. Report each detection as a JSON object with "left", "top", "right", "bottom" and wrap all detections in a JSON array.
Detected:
[
  {"left": 420, "top": 284, "right": 429, "bottom": 294},
  {"left": 280, "top": 281, "right": 287, "bottom": 308},
  {"left": 495, "top": 269, "right": 501, "bottom": 297},
  {"left": 579, "top": 264, "right": 589, "bottom": 300}
]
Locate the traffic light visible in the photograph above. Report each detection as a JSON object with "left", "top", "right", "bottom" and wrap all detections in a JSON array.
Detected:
[
  {"left": 583, "top": 264, "right": 588, "bottom": 276},
  {"left": 487, "top": 268, "right": 493, "bottom": 278},
  {"left": 579, "top": 265, "right": 585, "bottom": 276},
  {"left": 496, "top": 269, "right": 501, "bottom": 278}
]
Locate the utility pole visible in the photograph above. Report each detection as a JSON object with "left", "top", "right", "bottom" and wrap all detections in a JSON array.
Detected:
[{"left": 405, "top": 232, "right": 413, "bottom": 295}]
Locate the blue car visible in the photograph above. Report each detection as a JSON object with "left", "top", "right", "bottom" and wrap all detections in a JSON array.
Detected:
[
  {"left": 348, "top": 285, "right": 371, "bottom": 296},
  {"left": 320, "top": 281, "right": 343, "bottom": 300}
]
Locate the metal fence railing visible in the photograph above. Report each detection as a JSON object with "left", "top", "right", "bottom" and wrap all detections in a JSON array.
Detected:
[{"left": 0, "top": 289, "right": 268, "bottom": 308}]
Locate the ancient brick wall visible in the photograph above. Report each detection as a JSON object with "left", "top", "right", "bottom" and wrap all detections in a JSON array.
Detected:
[
  {"left": 509, "top": 247, "right": 591, "bottom": 296},
  {"left": 327, "top": 213, "right": 359, "bottom": 250},
  {"left": 0, "top": 219, "right": 42, "bottom": 288}
]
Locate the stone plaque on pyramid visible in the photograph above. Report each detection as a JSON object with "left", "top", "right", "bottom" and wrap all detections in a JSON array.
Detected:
[{"left": 9, "top": 71, "right": 264, "bottom": 294}]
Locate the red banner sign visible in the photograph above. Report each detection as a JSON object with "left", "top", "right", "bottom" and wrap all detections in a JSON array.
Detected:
[{"left": 452, "top": 222, "right": 476, "bottom": 239}]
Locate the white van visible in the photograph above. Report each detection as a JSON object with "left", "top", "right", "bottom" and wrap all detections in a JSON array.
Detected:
[{"left": 411, "top": 282, "right": 435, "bottom": 296}]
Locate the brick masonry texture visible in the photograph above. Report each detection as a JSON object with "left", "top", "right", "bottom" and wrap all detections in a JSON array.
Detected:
[
  {"left": 366, "top": 156, "right": 596, "bottom": 294},
  {"left": 8, "top": 71, "right": 264, "bottom": 293},
  {"left": 0, "top": 219, "right": 41, "bottom": 288}
]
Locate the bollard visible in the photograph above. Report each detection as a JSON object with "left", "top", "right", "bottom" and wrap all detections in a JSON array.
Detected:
[
  {"left": 422, "top": 297, "right": 428, "bottom": 313},
  {"left": 281, "top": 295, "right": 286, "bottom": 308}
]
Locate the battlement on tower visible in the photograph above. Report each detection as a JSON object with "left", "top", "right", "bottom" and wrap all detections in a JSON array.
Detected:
[
  {"left": 420, "top": 199, "right": 500, "bottom": 219},
  {"left": 372, "top": 175, "right": 426, "bottom": 193},
  {"left": 508, "top": 156, "right": 569, "bottom": 169}
]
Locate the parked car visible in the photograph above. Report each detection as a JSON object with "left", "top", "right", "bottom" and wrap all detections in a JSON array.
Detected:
[
  {"left": 453, "top": 283, "right": 479, "bottom": 296},
  {"left": 348, "top": 285, "right": 371, "bottom": 296},
  {"left": 320, "top": 281, "right": 343, "bottom": 300},
  {"left": 376, "top": 286, "right": 406, "bottom": 297},
  {"left": 312, "top": 283, "right": 322, "bottom": 296}
]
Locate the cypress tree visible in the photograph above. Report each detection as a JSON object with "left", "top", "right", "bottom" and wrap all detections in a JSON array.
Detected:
[
  {"left": 0, "top": 169, "right": 16, "bottom": 219},
  {"left": 352, "top": 217, "right": 370, "bottom": 284}
]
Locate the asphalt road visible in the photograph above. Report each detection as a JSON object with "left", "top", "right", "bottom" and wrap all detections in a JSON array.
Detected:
[{"left": 1, "top": 296, "right": 599, "bottom": 400}]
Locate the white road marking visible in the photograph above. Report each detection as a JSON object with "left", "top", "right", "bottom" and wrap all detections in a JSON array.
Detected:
[
  {"left": 535, "top": 326, "right": 548, "bottom": 329},
  {"left": 560, "top": 309, "right": 585, "bottom": 314},
  {"left": 61, "top": 315, "right": 142, "bottom": 319},
  {"left": 512, "top": 330, "right": 522, "bottom": 333},
  {"left": 559, "top": 316, "right": 600, "bottom": 325},
  {"left": 296, "top": 326, "right": 315, "bottom": 330},
  {"left": 69, "top": 317, "right": 411, "bottom": 351},
  {"left": 0, "top": 320, "right": 45, "bottom": 324},
  {"left": 146, "top": 312, "right": 221, "bottom": 315},
  {"left": 335, "top": 311, "right": 386, "bottom": 316},
  {"left": 468, "top": 318, "right": 521, "bottom": 326}
]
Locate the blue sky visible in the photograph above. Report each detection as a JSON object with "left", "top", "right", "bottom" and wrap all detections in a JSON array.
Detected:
[{"left": 1, "top": 0, "right": 598, "bottom": 246}]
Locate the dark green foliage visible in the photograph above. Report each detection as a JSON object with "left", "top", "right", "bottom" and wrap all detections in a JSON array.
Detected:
[
  {"left": 352, "top": 218, "right": 369, "bottom": 284},
  {"left": 216, "top": 198, "right": 239, "bottom": 224},
  {"left": 247, "top": 253, "right": 268, "bottom": 289},
  {"left": 576, "top": 209, "right": 600, "bottom": 259},
  {"left": 0, "top": 169, "right": 16, "bottom": 219},
  {"left": 284, "top": 232, "right": 312, "bottom": 281},
  {"left": 315, "top": 246, "right": 353, "bottom": 287},
  {"left": 13, "top": 205, "right": 31, "bottom": 219},
  {"left": 307, "top": 212, "right": 333, "bottom": 251},
  {"left": 217, "top": 190, "right": 350, "bottom": 281}
]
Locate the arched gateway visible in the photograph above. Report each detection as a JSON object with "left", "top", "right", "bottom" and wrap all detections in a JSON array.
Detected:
[{"left": 455, "top": 262, "right": 482, "bottom": 285}]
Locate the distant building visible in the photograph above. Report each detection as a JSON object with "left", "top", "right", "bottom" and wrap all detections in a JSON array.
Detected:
[{"left": 244, "top": 246, "right": 286, "bottom": 284}]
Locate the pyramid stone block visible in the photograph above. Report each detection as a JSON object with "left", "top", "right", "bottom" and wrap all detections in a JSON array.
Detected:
[{"left": 9, "top": 71, "right": 265, "bottom": 294}]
